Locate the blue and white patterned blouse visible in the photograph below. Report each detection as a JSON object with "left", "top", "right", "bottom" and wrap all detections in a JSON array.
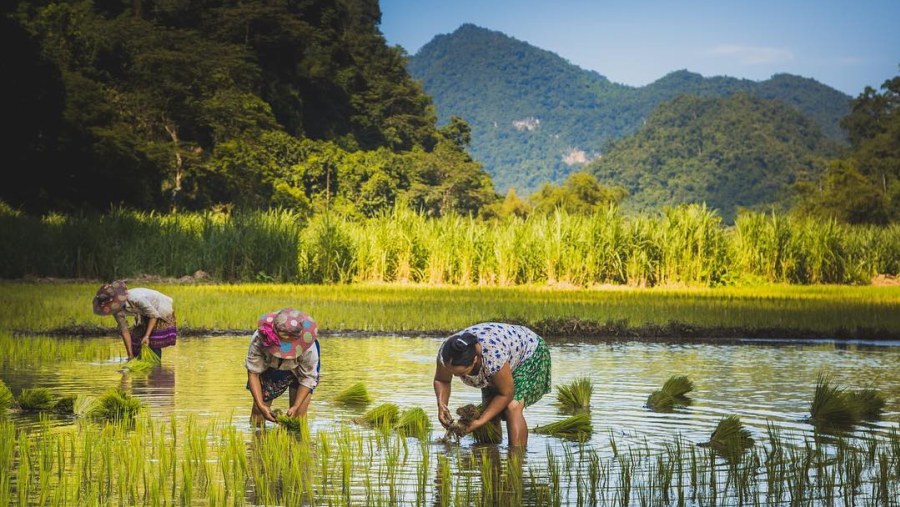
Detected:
[{"left": 450, "top": 323, "right": 541, "bottom": 389}]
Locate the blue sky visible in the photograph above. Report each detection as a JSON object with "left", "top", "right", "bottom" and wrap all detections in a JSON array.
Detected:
[{"left": 379, "top": 0, "right": 900, "bottom": 96}]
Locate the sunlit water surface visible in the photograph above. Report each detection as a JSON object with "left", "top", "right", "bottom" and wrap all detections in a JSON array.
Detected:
[{"left": 3, "top": 335, "right": 899, "bottom": 505}]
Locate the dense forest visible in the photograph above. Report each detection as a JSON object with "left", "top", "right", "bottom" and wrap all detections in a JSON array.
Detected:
[
  {"left": 588, "top": 93, "right": 840, "bottom": 222},
  {"left": 0, "top": 0, "right": 496, "bottom": 217},
  {"left": 408, "top": 24, "right": 852, "bottom": 194}
]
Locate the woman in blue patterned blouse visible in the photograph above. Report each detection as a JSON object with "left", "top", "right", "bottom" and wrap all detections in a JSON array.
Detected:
[{"left": 433, "top": 322, "right": 552, "bottom": 447}]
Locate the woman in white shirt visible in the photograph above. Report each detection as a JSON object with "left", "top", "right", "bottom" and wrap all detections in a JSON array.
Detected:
[
  {"left": 92, "top": 280, "right": 177, "bottom": 359},
  {"left": 245, "top": 307, "right": 320, "bottom": 425}
]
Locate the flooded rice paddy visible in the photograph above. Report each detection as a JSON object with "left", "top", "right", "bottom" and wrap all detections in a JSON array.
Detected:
[{"left": 2, "top": 335, "right": 900, "bottom": 505}]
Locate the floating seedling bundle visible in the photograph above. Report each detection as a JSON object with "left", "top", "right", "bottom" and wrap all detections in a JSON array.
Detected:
[
  {"left": 556, "top": 377, "right": 593, "bottom": 412},
  {"left": 394, "top": 407, "right": 432, "bottom": 439},
  {"left": 334, "top": 382, "right": 373, "bottom": 406},
  {"left": 647, "top": 375, "right": 694, "bottom": 411},
  {"left": 808, "top": 373, "right": 885, "bottom": 431},
  {"left": 0, "top": 378, "right": 12, "bottom": 415},
  {"left": 533, "top": 412, "right": 593, "bottom": 441},
  {"left": 16, "top": 387, "right": 57, "bottom": 412},
  {"left": 356, "top": 403, "right": 400, "bottom": 428},
  {"left": 699, "top": 415, "right": 754, "bottom": 464}
]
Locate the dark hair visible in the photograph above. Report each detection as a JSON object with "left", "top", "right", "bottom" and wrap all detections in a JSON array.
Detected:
[{"left": 440, "top": 332, "right": 479, "bottom": 366}]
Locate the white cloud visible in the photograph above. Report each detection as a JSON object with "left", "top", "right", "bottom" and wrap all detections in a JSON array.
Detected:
[{"left": 706, "top": 45, "right": 794, "bottom": 65}]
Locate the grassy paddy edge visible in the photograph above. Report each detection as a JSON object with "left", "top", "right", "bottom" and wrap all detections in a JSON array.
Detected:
[{"left": 1, "top": 282, "right": 898, "bottom": 340}]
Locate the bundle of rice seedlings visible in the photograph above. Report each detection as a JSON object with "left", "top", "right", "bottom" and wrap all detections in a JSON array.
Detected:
[
  {"left": 808, "top": 373, "right": 858, "bottom": 430},
  {"left": 54, "top": 395, "right": 77, "bottom": 415},
  {"left": 701, "top": 415, "right": 754, "bottom": 464},
  {"left": 556, "top": 377, "right": 594, "bottom": 412},
  {"left": 646, "top": 375, "right": 693, "bottom": 411},
  {"left": 73, "top": 395, "right": 102, "bottom": 418},
  {"left": 394, "top": 407, "right": 432, "bottom": 439},
  {"left": 334, "top": 382, "right": 372, "bottom": 406},
  {"left": 453, "top": 404, "right": 502, "bottom": 444},
  {"left": 357, "top": 403, "right": 400, "bottom": 427},
  {"left": 0, "top": 378, "right": 13, "bottom": 415},
  {"left": 123, "top": 347, "right": 161, "bottom": 373},
  {"left": 846, "top": 389, "right": 886, "bottom": 421},
  {"left": 94, "top": 388, "right": 142, "bottom": 421},
  {"left": 533, "top": 412, "right": 593, "bottom": 441},
  {"left": 16, "top": 387, "right": 56, "bottom": 412},
  {"left": 275, "top": 413, "right": 306, "bottom": 433}
]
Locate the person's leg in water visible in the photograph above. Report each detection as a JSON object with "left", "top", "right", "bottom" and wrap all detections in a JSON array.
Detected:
[{"left": 503, "top": 400, "right": 528, "bottom": 447}]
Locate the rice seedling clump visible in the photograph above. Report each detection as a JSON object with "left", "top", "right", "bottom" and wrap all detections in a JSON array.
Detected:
[
  {"left": 394, "top": 407, "right": 432, "bottom": 439},
  {"left": 451, "top": 404, "right": 502, "bottom": 444},
  {"left": 533, "top": 412, "right": 593, "bottom": 441},
  {"left": 334, "top": 382, "right": 372, "bottom": 406},
  {"left": 274, "top": 411, "right": 307, "bottom": 433},
  {"left": 357, "top": 403, "right": 400, "bottom": 428},
  {"left": 647, "top": 375, "right": 693, "bottom": 411},
  {"left": 556, "top": 377, "right": 593, "bottom": 412},
  {"left": 809, "top": 373, "right": 886, "bottom": 430},
  {"left": 0, "top": 378, "right": 13, "bottom": 415},
  {"left": 701, "top": 415, "right": 754, "bottom": 464},
  {"left": 93, "top": 388, "right": 142, "bottom": 421},
  {"left": 123, "top": 347, "right": 161, "bottom": 373},
  {"left": 16, "top": 387, "right": 56, "bottom": 412},
  {"left": 53, "top": 395, "right": 77, "bottom": 414}
]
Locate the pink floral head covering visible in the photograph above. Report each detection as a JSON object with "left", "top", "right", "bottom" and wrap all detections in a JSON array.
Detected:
[
  {"left": 92, "top": 280, "right": 129, "bottom": 316},
  {"left": 257, "top": 307, "right": 318, "bottom": 359}
]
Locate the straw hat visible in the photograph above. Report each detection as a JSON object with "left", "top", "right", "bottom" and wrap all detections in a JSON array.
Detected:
[
  {"left": 257, "top": 307, "right": 318, "bottom": 359},
  {"left": 92, "top": 280, "right": 129, "bottom": 316}
]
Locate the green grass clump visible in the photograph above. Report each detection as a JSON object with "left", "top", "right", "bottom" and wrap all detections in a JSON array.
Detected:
[
  {"left": 54, "top": 395, "right": 77, "bottom": 414},
  {"left": 334, "top": 382, "right": 373, "bottom": 406},
  {"left": 556, "top": 377, "right": 594, "bottom": 412},
  {"left": 94, "top": 388, "right": 142, "bottom": 421},
  {"left": 0, "top": 378, "right": 13, "bottom": 415},
  {"left": 73, "top": 395, "right": 102, "bottom": 418},
  {"left": 275, "top": 414, "right": 307, "bottom": 433},
  {"left": 809, "top": 374, "right": 886, "bottom": 430},
  {"left": 647, "top": 375, "right": 693, "bottom": 411},
  {"left": 16, "top": 387, "right": 56, "bottom": 412},
  {"left": 124, "top": 347, "right": 161, "bottom": 373},
  {"left": 533, "top": 412, "right": 593, "bottom": 441},
  {"left": 358, "top": 403, "right": 400, "bottom": 427},
  {"left": 846, "top": 389, "right": 886, "bottom": 421},
  {"left": 394, "top": 407, "right": 432, "bottom": 439},
  {"left": 702, "top": 415, "right": 754, "bottom": 464}
]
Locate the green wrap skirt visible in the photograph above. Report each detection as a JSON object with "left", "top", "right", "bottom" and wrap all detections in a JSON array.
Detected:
[{"left": 482, "top": 337, "right": 552, "bottom": 412}]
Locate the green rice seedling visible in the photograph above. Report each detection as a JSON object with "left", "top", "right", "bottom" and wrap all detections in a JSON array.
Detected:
[
  {"left": 275, "top": 413, "right": 306, "bottom": 433},
  {"left": 808, "top": 373, "right": 859, "bottom": 430},
  {"left": 450, "top": 404, "right": 502, "bottom": 444},
  {"left": 556, "top": 377, "right": 594, "bottom": 412},
  {"left": 846, "top": 389, "right": 886, "bottom": 421},
  {"left": 357, "top": 403, "right": 400, "bottom": 427},
  {"left": 394, "top": 407, "right": 432, "bottom": 439},
  {"left": 93, "top": 388, "right": 142, "bottom": 421},
  {"left": 533, "top": 412, "right": 593, "bottom": 441},
  {"left": 700, "top": 415, "right": 754, "bottom": 465},
  {"left": 123, "top": 347, "right": 161, "bottom": 373},
  {"left": 16, "top": 387, "right": 56, "bottom": 412},
  {"left": 647, "top": 375, "right": 693, "bottom": 411},
  {"left": 0, "top": 379, "right": 12, "bottom": 415},
  {"left": 334, "top": 382, "right": 373, "bottom": 406},
  {"left": 53, "top": 395, "right": 76, "bottom": 414}
]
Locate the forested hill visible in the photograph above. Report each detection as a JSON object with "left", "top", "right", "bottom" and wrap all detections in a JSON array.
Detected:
[
  {"left": 408, "top": 24, "right": 852, "bottom": 194},
  {"left": 588, "top": 93, "right": 840, "bottom": 222},
  {"left": 1, "top": 0, "right": 496, "bottom": 216}
]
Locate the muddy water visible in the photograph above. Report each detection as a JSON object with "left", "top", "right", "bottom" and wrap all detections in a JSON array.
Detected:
[{"left": 3, "top": 335, "right": 900, "bottom": 504}]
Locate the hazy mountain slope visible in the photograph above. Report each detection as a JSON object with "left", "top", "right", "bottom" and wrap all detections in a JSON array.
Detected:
[
  {"left": 588, "top": 93, "right": 840, "bottom": 222},
  {"left": 408, "top": 24, "right": 851, "bottom": 195}
]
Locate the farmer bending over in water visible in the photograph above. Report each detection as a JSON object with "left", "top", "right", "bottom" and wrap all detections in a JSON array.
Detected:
[
  {"left": 246, "top": 308, "right": 320, "bottom": 426},
  {"left": 92, "top": 280, "right": 177, "bottom": 359},
  {"left": 434, "top": 322, "right": 551, "bottom": 447}
]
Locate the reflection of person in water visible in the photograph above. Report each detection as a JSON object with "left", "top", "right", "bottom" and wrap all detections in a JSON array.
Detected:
[
  {"left": 92, "top": 280, "right": 177, "bottom": 359},
  {"left": 434, "top": 322, "right": 552, "bottom": 447},
  {"left": 245, "top": 308, "right": 320, "bottom": 426},
  {"left": 129, "top": 367, "right": 176, "bottom": 411}
]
